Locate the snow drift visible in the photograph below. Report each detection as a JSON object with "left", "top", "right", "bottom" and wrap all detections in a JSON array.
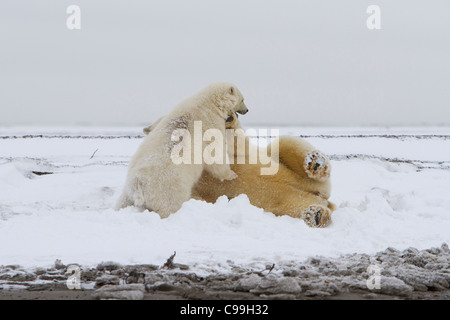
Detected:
[{"left": 0, "top": 127, "right": 449, "bottom": 271}]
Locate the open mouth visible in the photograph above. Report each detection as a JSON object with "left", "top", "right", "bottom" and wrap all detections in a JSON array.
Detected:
[
  {"left": 226, "top": 112, "right": 239, "bottom": 123},
  {"left": 226, "top": 114, "right": 235, "bottom": 123}
]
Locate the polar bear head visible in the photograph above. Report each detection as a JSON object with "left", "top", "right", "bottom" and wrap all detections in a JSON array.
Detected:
[
  {"left": 200, "top": 82, "right": 248, "bottom": 119},
  {"left": 142, "top": 83, "right": 247, "bottom": 135}
]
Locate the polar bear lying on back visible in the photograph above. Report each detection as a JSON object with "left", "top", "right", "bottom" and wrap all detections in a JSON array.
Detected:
[{"left": 116, "top": 82, "right": 248, "bottom": 217}]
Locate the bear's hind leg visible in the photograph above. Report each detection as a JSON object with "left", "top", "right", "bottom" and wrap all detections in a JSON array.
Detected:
[
  {"left": 263, "top": 187, "right": 333, "bottom": 228},
  {"left": 115, "top": 192, "right": 133, "bottom": 210},
  {"left": 304, "top": 150, "right": 331, "bottom": 181},
  {"left": 271, "top": 136, "right": 330, "bottom": 181},
  {"left": 301, "top": 205, "right": 332, "bottom": 228},
  {"left": 130, "top": 173, "right": 188, "bottom": 218}
]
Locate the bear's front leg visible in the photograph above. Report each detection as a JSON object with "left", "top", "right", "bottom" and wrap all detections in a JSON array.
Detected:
[
  {"left": 204, "top": 163, "right": 238, "bottom": 181},
  {"left": 202, "top": 123, "right": 238, "bottom": 181}
]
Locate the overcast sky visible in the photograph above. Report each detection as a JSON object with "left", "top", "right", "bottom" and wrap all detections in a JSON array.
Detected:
[{"left": 0, "top": 0, "right": 449, "bottom": 127}]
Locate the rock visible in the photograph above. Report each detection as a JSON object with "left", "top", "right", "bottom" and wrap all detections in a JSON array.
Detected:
[
  {"left": 96, "top": 261, "right": 122, "bottom": 272},
  {"left": 172, "top": 272, "right": 203, "bottom": 283},
  {"left": 403, "top": 255, "right": 427, "bottom": 268},
  {"left": 379, "top": 277, "right": 413, "bottom": 297},
  {"left": 146, "top": 281, "right": 177, "bottom": 292},
  {"left": 95, "top": 275, "right": 120, "bottom": 287},
  {"left": 431, "top": 282, "right": 448, "bottom": 291},
  {"left": 297, "top": 269, "right": 321, "bottom": 279},
  {"left": 0, "top": 273, "right": 10, "bottom": 280},
  {"left": 308, "top": 258, "right": 321, "bottom": 266},
  {"left": 173, "top": 263, "right": 190, "bottom": 270},
  {"left": 231, "top": 266, "right": 247, "bottom": 274},
  {"left": 412, "top": 283, "right": 429, "bottom": 292},
  {"left": 92, "top": 284, "right": 145, "bottom": 300},
  {"left": 0, "top": 272, "right": 36, "bottom": 282},
  {"left": 389, "top": 264, "right": 449, "bottom": 292},
  {"left": 206, "top": 274, "right": 228, "bottom": 281},
  {"left": 110, "top": 269, "right": 125, "bottom": 276},
  {"left": 304, "top": 290, "right": 331, "bottom": 297},
  {"left": 34, "top": 268, "right": 47, "bottom": 276},
  {"left": 348, "top": 276, "right": 412, "bottom": 297},
  {"left": 234, "top": 274, "right": 261, "bottom": 292},
  {"left": 273, "top": 277, "right": 302, "bottom": 294},
  {"left": 426, "top": 247, "right": 441, "bottom": 255},
  {"left": 375, "top": 250, "right": 402, "bottom": 265},
  {"left": 5, "top": 265, "right": 20, "bottom": 270},
  {"left": 350, "top": 262, "right": 370, "bottom": 274},
  {"left": 54, "top": 259, "right": 66, "bottom": 270},
  {"left": 250, "top": 276, "right": 302, "bottom": 295},
  {"left": 282, "top": 269, "right": 299, "bottom": 277},
  {"left": 38, "top": 274, "right": 66, "bottom": 281},
  {"left": 140, "top": 272, "right": 164, "bottom": 285},
  {"left": 123, "top": 264, "right": 159, "bottom": 273},
  {"left": 300, "top": 280, "right": 339, "bottom": 296},
  {"left": 81, "top": 269, "right": 98, "bottom": 281},
  {"left": 385, "top": 247, "right": 400, "bottom": 254},
  {"left": 329, "top": 268, "right": 352, "bottom": 276},
  {"left": 203, "top": 275, "right": 237, "bottom": 292},
  {"left": 323, "top": 282, "right": 340, "bottom": 295},
  {"left": 124, "top": 271, "right": 145, "bottom": 284}
]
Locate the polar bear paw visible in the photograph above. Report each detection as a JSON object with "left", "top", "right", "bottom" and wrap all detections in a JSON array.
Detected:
[
  {"left": 212, "top": 169, "right": 238, "bottom": 181},
  {"left": 301, "top": 205, "right": 332, "bottom": 228},
  {"left": 223, "top": 170, "right": 238, "bottom": 181},
  {"left": 304, "top": 151, "right": 331, "bottom": 181}
]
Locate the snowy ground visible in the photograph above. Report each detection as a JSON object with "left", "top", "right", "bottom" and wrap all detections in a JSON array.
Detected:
[{"left": 0, "top": 126, "right": 449, "bottom": 273}]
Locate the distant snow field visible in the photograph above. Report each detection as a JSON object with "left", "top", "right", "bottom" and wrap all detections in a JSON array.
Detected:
[{"left": 0, "top": 126, "right": 449, "bottom": 271}]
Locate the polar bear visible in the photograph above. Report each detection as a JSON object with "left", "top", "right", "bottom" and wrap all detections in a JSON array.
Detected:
[
  {"left": 144, "top": 112, "right": 335, "bottom": 227},
  {"left": 193, "top": 112, "right": 335, "bottom": 227},
  {"left": 116, "top": 82, "right": 249, "bottom": 218}
]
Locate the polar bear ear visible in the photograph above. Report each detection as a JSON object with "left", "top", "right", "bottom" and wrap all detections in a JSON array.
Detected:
[{"left": 229, "top": 86, "right": 234, "bottom": 95}]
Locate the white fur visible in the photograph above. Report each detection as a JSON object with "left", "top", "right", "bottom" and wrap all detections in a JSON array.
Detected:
[{"left": 116, "top": 82, "right": 247, "bottom": 218}]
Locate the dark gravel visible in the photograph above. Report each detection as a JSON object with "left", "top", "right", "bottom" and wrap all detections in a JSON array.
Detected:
[{"left": 1, "top": 244, "right": 449, "bottom": 300}]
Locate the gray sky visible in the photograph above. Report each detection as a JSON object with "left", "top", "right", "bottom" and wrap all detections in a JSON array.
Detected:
[{"left": 1, "top": 0, "right": 449, "bottom": 127}]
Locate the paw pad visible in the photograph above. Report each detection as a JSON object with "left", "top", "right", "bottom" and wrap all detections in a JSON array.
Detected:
[
  {"left": 302, "top": 205, "right": 332, "bottom": 228},
  {"left": 304, "top": 151, "right": 331, "bottom": 181}
]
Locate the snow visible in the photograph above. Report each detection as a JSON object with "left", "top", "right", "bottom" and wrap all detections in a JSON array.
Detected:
[{"left": 0, "top": 126, "right": 449, "bottom": 271}]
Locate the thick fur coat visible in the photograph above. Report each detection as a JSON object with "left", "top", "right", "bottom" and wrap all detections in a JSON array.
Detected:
[
  {"left": 116, "top": 82, "right": 248, "bottom": 217},
  {"left": 143, "top": 112, "right": 335, "bottom": 227}
]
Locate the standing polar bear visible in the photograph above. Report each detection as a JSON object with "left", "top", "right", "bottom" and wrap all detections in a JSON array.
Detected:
[{"left": 116, "top": 82, "right": 249, "bottom": 217}]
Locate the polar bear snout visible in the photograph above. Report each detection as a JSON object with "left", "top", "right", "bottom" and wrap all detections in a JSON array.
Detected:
[
  {"left": 235, "top": 102, "right": 248, "bottom": 115},
  {"left": 236, "top": 107, "right": 248, "bottom": 115}
]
